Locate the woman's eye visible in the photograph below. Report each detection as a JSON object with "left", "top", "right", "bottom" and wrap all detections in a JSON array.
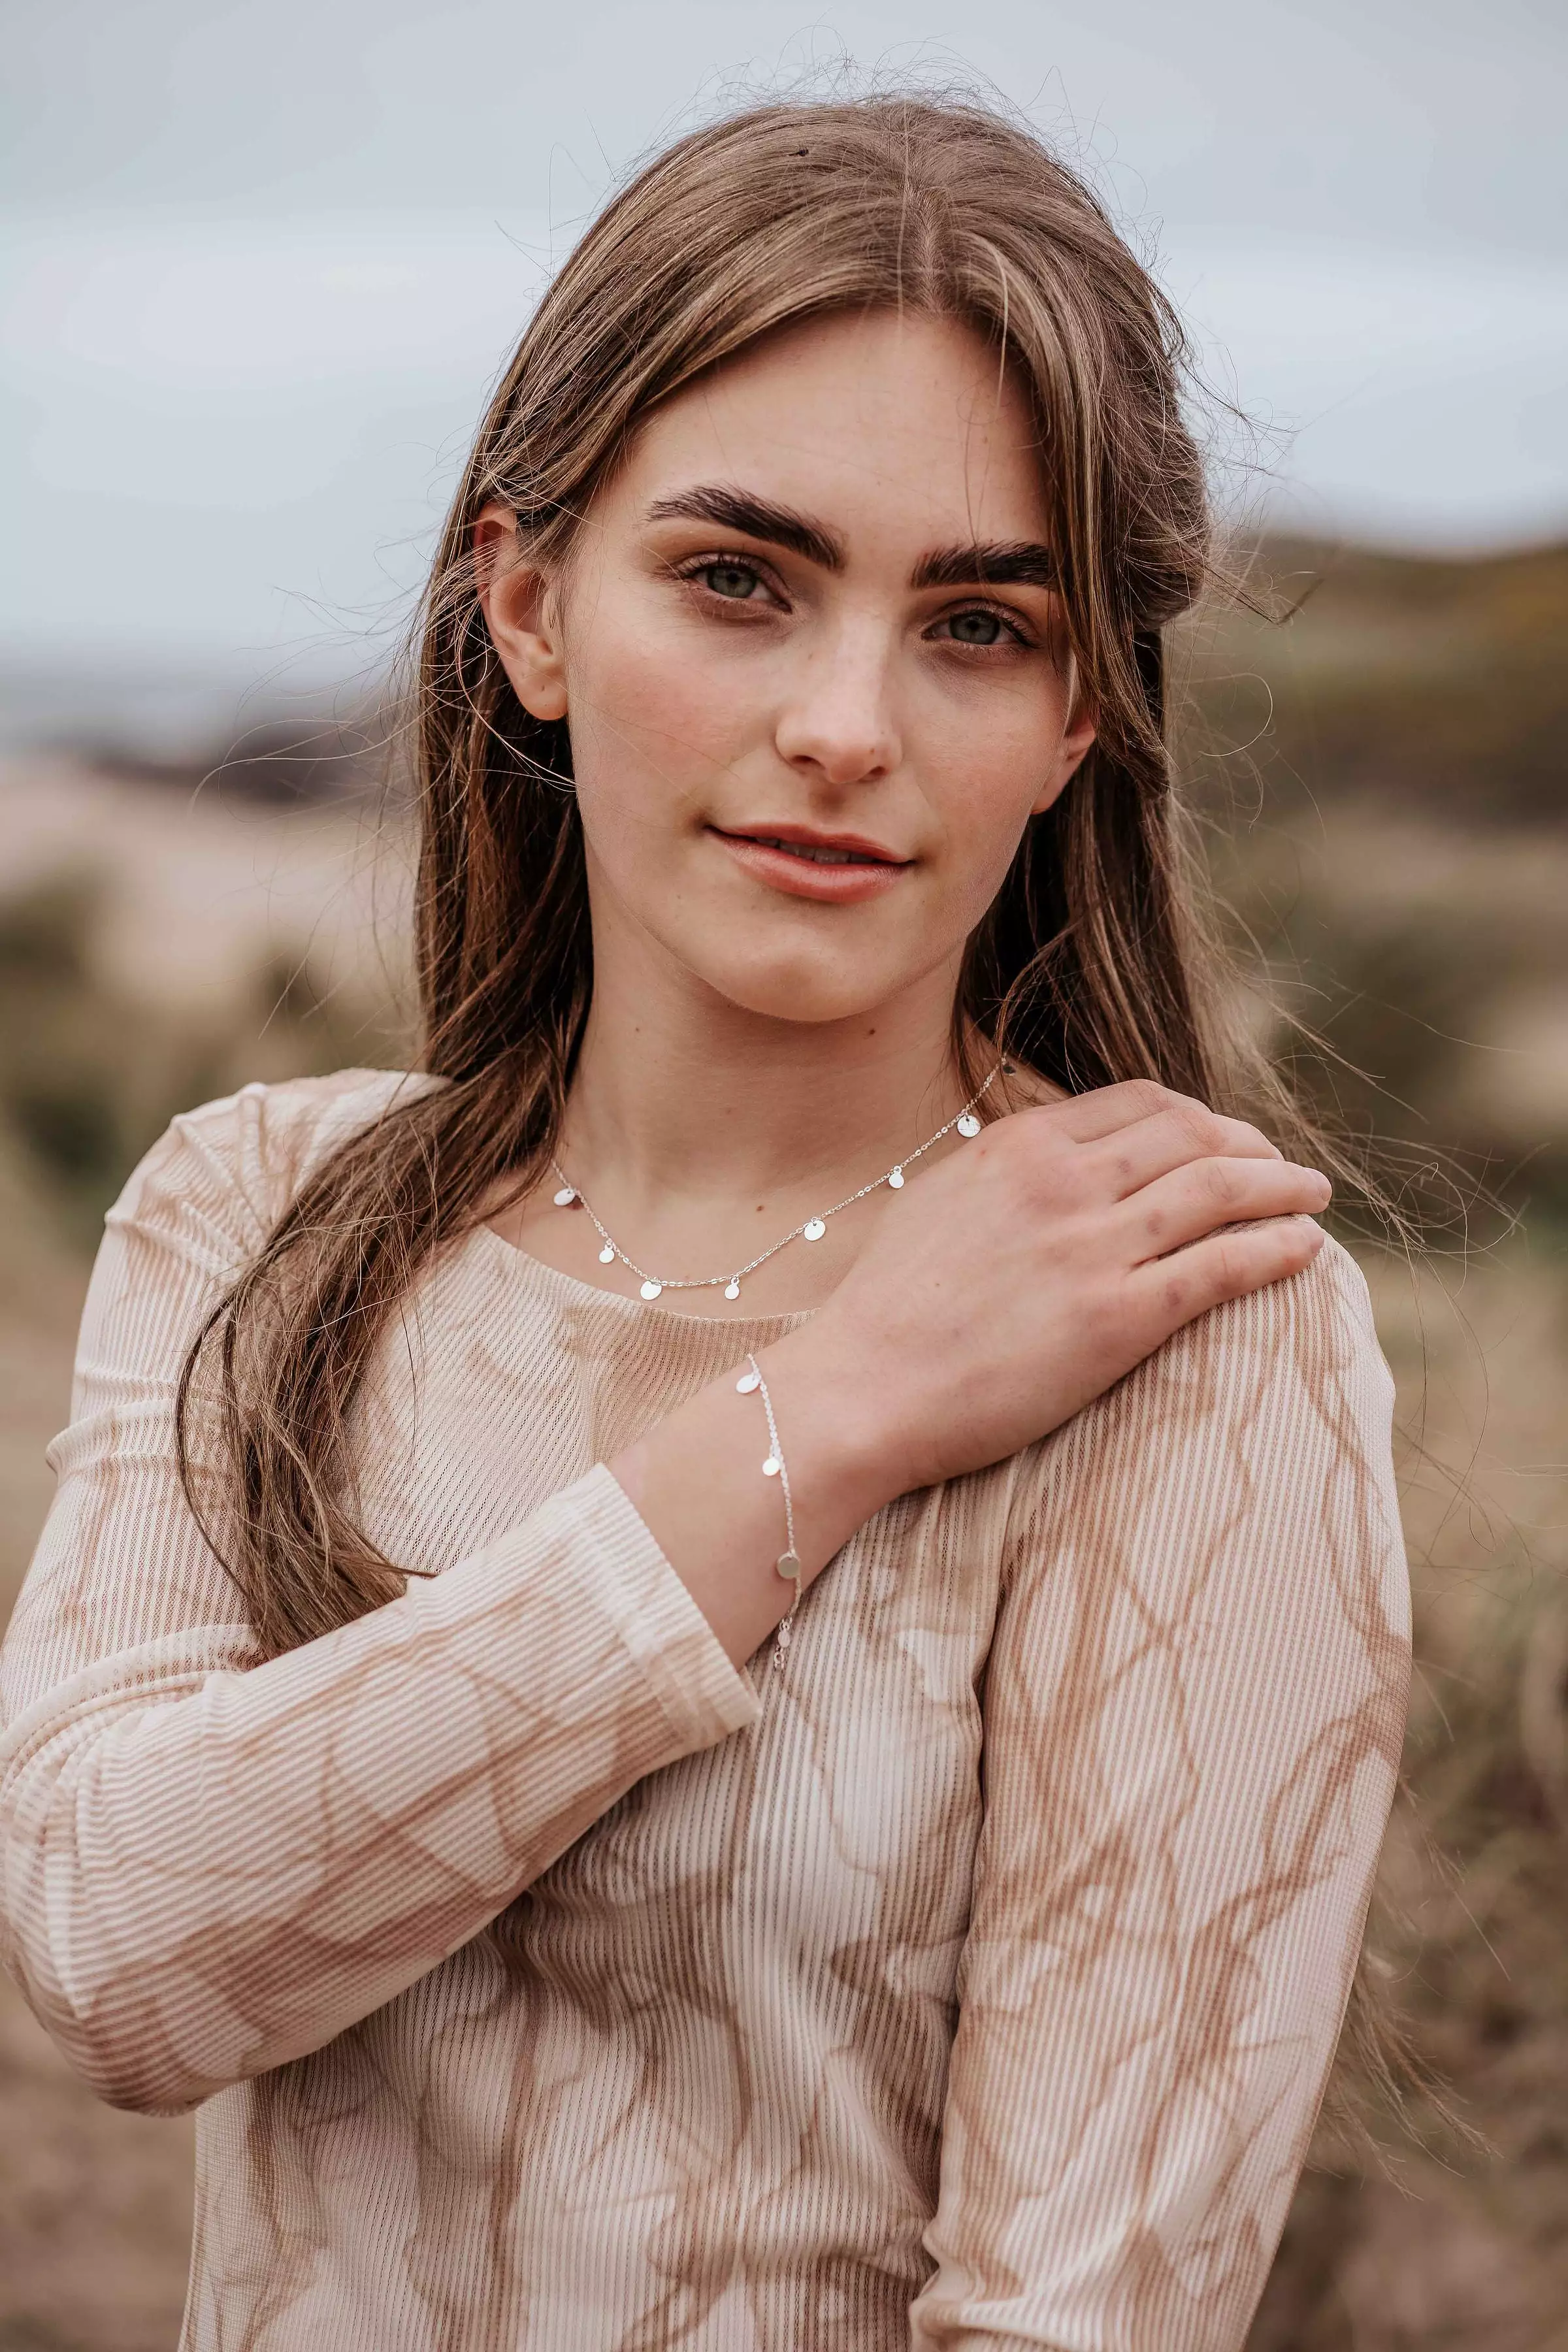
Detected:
[
  {"left": 702, "top": 560, "right": 764, "bottom": 601},
  {"left": 941, "top": 609, "right": 1010, "bottom": 647}
]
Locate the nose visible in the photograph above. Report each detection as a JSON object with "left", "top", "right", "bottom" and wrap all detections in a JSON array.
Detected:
[{"left": 773, "top": 613, "right": 902, "bottom": 788}]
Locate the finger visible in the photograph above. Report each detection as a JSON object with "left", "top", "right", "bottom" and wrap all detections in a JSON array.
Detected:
[
  {"left": 1125, "top": 1157, "right": 1331, "bottom": 1264},
  {"left": 1086, "top": 1106, "right": 1283, "bottom": 1199},
  {"left": 1041, "top": 1079, "right": 1203, "bottom": 1146},
  {"left": 1132, "top": 1213, "right": 1326, "bottom": 1335}
]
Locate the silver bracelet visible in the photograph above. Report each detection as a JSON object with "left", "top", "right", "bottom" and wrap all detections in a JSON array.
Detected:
[{"left": 736, "top": 1354, "right": 803, "bottom": 1669}]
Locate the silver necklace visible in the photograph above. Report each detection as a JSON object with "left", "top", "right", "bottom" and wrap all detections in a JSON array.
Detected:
[{"left": 549, "top": 1064, "right": 1004, "bottom": 1303}]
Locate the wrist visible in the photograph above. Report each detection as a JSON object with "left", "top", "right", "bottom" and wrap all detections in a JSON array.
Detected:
[{"left": 747, "top": 1324, "right": 913, "bottom": 1571}]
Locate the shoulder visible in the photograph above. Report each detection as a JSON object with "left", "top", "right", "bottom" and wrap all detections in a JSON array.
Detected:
[
  {"left": 106, "top": 1068, "right": 445, "bottom": 1263},
  {"left": 1120, "top": 1228, "right": 1388, "bottom": 1436},
  {"left": 1007, "top": 1232, "right": 1402, "bottom": 1578}
]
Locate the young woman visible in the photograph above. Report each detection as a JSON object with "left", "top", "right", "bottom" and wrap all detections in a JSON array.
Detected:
[{"left": 1, "top": 95, "right": 1409, "bottom": 2352}]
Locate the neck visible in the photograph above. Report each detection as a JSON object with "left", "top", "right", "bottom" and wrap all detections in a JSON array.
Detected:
[{"left": 561, "top": 932, "right": 973, "bottom": 1209}]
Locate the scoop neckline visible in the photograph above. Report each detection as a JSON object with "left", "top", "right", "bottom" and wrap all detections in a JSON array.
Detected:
[{"left": 466, "top": 1217, "right": 817, "bottom": 1339}]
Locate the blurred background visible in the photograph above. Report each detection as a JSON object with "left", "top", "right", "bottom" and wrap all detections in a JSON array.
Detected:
[{"left": 2, "top": 3, "right": 1565, "bottom": 2345}]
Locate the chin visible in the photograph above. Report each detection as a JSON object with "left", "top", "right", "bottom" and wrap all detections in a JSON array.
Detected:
[{"left": 695, "top": 950, "right": 899, "bottom": 1030}]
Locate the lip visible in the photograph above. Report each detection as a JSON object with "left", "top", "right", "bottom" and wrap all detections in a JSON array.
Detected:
[{"left": 709, "top": 823, "right": 913, "bottom": 905}]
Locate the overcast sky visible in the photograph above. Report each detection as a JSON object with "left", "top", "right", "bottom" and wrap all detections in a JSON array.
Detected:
[{"left": 3, "top": 0, "right": 1565, "bottom": 706}]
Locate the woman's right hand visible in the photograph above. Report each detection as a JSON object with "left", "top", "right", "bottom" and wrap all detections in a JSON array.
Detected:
[
  {"left": 614, "top": 1081, "right": 1330, "bottom": 1669},
  {"left": 772, "top": 1079, "right": 1330, "bottom": 1502}
]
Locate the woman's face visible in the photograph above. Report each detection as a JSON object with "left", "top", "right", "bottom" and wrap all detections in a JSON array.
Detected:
[{"left": 479, "top": 307, "right": 1096, "bottom": 1030}]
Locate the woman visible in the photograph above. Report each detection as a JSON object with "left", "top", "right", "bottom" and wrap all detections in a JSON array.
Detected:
[{"left": 0, "top": 94, "right": 1409, "bottom": 2351}]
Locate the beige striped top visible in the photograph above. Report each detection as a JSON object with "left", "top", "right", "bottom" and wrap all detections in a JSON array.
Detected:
[{"left": 0, "top": 1069, "right": 1410, "bottom": 2351}]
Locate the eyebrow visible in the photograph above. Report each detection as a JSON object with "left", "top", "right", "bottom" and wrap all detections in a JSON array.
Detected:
[
  {"left": 645, "top": 485, "right": 1058, "bottom": 595},
  {"left": 911, "top": 540, "right": 1059, "bottom": 592},
  {"left": 645, "top": 487, "right": 844, "bottom": 571}
]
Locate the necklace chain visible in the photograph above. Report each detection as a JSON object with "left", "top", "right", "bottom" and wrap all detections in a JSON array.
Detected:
[{"left": 549, "top": 1064, "right": 1004, "bottom": 1303}]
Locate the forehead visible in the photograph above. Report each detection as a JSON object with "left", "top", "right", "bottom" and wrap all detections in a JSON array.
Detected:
[{"left": 610, "top": 308, "right": 1051, "bottom": 551}]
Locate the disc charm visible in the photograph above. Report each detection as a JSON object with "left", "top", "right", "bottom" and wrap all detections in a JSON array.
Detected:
[
  {"left": 598, "top": 1245, "right": 615, "bottom": 1264},
  {"left": 724, "top": 1279, "right": 742, "bottom": 1300},
  {"left": 888, "top": 1167, "right": 904, "bottom": 1189},
  {"left": 553, "top": 1186, "right": 576, "bottom": 1206},
  {"left": 762, "top": 1455, "right": 781, "bottom": 1477},
  {"left": 639, "top": 1280, "right": 663, "bottom": 1301},
  {"left": 802, "top": 1217, "right": 826, "bottom": 1242},
  {"left": 956, "top": 1113, "right": 981, "bottom": 1137},
  {"left": 736, "top": 1369, "right": 761, "bottom": 1394}
]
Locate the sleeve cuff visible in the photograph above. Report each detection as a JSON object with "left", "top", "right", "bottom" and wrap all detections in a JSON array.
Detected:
[{"left": 530, "top": 1463, "right": 762, "bottom": 1748}]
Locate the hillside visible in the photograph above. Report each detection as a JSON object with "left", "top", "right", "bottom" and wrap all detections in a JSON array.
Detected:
[{"left": 1184, "top": 534, "right": 1568, "bottom": 828}]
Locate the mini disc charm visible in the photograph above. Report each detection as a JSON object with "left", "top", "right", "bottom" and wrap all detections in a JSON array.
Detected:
[
  {"left": 553, "top": 1185, "right": 576, "bottom": 1207},
  {"left": 724, "top": 1279, "right": 742, "bottom": 1300},
  {"left": 640, "top": 1279, "right": 662, "bottom": 1301},
  {"left": 598, "top": 1245, "right": 615, "bottom": 1264},
  {"left": 887, "top": 1166, "right": 904, "bottom": 1189},
  {"left": 956, "top": 1113, "right": 981, "bottom": 1137},
  {"left": 736, "top": 1369, "right": 761, "bottom": 1394},
  {"left": 762, "top": 1455, "right": 781, "bottom": 1477},
  {"left": 802, "top": 1217, "right": 826, "bottom": 1241}
]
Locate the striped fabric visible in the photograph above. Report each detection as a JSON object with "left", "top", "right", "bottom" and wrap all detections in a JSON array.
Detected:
[{"left": 0, "top": 1070, "right": 1410, "bottom": 2350}]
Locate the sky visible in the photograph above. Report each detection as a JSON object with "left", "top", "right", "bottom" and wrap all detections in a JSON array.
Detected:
[{"left": 3, "top": 0, "right": 1565, "bottom": 724}]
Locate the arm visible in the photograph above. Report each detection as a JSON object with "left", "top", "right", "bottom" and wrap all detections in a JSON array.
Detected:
[
  {"left": 909, "top": 1240, "right": 1411, "bottom": 2351},
  {"left": 0, "top": 1085, "right": 778, "bottom": 2116}
]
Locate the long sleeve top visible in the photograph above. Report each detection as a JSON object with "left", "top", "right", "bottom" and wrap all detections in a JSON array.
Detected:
[{"left": 0, "top": 1069, "right": 1411, "bottom": 2352}]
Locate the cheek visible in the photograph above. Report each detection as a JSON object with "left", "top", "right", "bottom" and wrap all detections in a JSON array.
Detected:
[
  {"left": 565, "top": 598, "right": 757, "bottom": 814},
  {"left": 917, "top": 677, "right": 1070, "bottom": 902}
]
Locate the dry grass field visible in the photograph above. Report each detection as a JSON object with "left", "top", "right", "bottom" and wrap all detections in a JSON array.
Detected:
[
  {"left": 1, "top": 538, "right": 1565, "bottom": 2347},
  {"left": 0, "top": 760, "right": 414, "bottom": 2351}
]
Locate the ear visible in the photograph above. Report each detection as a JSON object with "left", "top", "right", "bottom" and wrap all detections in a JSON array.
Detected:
[
  {"left": 473, "top": 500, "right": 568, "bottom": 723},
  {"left": 1030, "top": 651, "right": 1098, "bottom": 816}
]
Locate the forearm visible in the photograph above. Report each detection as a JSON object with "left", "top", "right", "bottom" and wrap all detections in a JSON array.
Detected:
[
  {"left": 1, "top": 1469, "right": 757, "bottom": 2114},
  {"left": 3, "top": 1323, "right": 898, "bottom": 2116}
]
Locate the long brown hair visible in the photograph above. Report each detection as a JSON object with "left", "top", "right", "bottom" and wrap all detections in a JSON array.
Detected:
[{"left": 178, "top": 91, "right": 1298, "bottom": 1658}]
